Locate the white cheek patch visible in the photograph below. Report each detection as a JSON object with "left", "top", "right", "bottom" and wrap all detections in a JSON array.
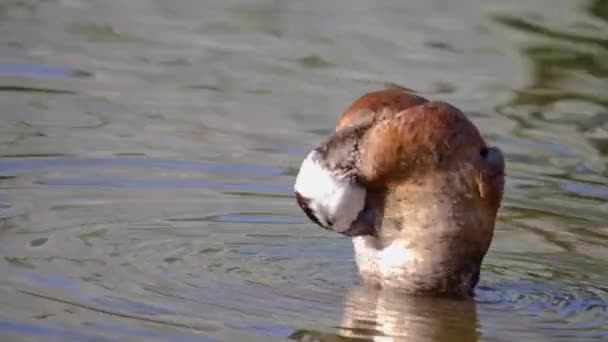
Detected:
[{"left": 294, "top": 151, "right": 366, "bottom": 233}]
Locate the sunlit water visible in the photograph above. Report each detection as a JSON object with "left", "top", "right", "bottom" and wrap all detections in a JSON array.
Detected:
[{"left": 0, "top": 0, "right": 607, "bottom": 341}]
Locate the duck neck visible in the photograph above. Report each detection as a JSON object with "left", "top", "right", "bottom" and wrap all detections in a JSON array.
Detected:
[{"left": 352, "top": 177, "right": 494, "bottom": 296}]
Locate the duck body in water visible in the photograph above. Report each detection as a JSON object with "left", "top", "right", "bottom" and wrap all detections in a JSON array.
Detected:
[{"left": 294, "top": 89, "right": 505, "bottom": 297}]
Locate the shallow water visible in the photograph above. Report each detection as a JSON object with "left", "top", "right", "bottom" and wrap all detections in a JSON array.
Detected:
[{"left": 0, "top": 0, "right": 607, "bottom": 341}]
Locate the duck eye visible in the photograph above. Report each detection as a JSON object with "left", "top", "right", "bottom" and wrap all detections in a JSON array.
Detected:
[{"left": 480, "top": 147, "right": 489, "bottom": 158}]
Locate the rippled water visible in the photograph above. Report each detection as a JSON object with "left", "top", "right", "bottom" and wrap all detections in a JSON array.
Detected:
[{"left": 0, "top": 0, "right": 607, "bottom": 341}]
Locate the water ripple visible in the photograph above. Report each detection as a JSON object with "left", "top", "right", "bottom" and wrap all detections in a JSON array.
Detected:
[
  {"left": 0, "top": 65, "right": 93, "bottom": 78},
  {"left": 35, "top": 177, "right": 290, "bottom": 193},
  {"left": 0, "top": 157, "right": 285, "bottom": 176}
]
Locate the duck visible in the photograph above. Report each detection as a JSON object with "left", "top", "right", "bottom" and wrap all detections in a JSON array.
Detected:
[{"left": 294, "top": 89, "right": 505, "bottom": 297}]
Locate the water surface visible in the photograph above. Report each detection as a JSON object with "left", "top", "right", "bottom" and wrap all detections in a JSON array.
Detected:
[{"left": 0, "top": 0, "right": 607, "bottom": 341}]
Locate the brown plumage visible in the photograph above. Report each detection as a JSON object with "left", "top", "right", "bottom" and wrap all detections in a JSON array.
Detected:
[{"left": 295, "top": 89, "right": 505, "bottom": 296}]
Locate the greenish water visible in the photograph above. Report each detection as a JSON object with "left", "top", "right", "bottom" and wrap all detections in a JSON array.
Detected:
[{"left": 0, "top": 0, "right": 607, "bottom": 341}]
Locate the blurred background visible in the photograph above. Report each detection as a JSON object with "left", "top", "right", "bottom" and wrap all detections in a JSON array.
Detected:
[{"left": 0, "top": 0, "right": 607, "bottom": 341}]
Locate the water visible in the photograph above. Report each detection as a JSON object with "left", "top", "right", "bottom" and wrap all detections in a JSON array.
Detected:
[{"left": 0, "top": 0, "right": 607, "bottom": 341}]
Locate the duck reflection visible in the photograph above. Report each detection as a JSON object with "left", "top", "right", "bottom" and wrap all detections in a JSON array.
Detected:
[{"left": 291, "top": 285, "right": 479, "bottom": 342}]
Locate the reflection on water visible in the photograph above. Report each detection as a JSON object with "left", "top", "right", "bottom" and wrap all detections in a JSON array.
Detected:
[
  {"left": 291, "top": 282, "right": 608, "bottom": 341},
  {"left": 0, "top": 0, "right": 607, "bottom": 341},
  {"left": 293, "top": 286, "right": 479, "bottom": 342}
]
